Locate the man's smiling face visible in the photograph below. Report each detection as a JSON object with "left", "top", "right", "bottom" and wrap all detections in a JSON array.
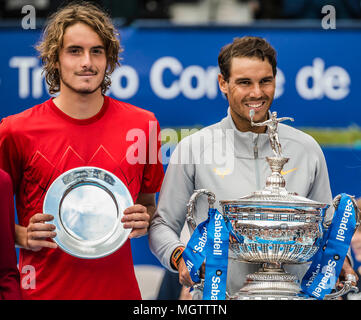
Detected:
[{"left": 218, "top": 56, "right": 276, "bottom": 132}]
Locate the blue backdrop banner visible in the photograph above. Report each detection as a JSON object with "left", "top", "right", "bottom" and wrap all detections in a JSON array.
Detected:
[{"left": 0, "top": 25, "right": 360, "bottom": 128}]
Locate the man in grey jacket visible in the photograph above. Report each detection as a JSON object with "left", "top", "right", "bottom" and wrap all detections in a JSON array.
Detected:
[{"left": 149, "top": 36, "right": 357, "bottom": 297}]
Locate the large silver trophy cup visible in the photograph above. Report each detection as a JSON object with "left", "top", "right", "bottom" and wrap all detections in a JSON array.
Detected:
[{"left": 186, "top": 111, "right": 360, "bottom": 300}]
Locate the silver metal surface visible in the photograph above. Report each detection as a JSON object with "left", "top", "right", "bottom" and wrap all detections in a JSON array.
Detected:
[
  {"left": 43, "top": 166, "right": 133, "bottom": 259},
  {"left": 186, "top": 189, "right": 216, "bottom": 230},
  {"left": 323, "top": 281, "right": 359, "bottom": 300},
  {"left": 250, "top": 111, "right": 294, "bottom": 158},
  {"left": 221, "top": 184, "right": 328, "bottom": 265}
]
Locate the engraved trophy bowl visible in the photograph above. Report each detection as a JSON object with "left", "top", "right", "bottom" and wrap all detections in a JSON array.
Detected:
[{"left": 186, "top": 112, "right": 360, "bottom": 300}]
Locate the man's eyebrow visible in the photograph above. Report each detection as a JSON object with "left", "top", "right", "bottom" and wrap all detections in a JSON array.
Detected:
[
  {"left": 91, "top": 45, "right": 105, "bottom": 50},
  {"left": 65, "top": 45, "right": 105, "bottom": 49},
  {"left": 235, "top": 77, "right": 251, "bottom": 82},
  {"left": 65, "top": 45, "right": 83, "bottom": 49}
]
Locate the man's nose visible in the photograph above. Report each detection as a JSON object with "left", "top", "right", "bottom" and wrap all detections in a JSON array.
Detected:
[
  {"left": 80, "top": 52, "right": 92, "bottom": 68},
  {"left": 249, "top": 83, "right": 263, "bottom": 98}
]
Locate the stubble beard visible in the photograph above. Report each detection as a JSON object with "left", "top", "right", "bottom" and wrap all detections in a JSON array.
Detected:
[{"left": 59, "top": 69, "right": 105, "bottom": 95}]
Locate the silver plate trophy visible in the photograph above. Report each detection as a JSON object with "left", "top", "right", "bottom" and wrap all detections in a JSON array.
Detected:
[
  {"left": 43, "top": 166, "right": 133, "bottom": 259},
  {"left": 187, "top": 111, "right": 360, "bottom": 300}
]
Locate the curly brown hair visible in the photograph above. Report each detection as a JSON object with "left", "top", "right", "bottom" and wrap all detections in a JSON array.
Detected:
[
  {"left": 36, "top": 1, "right": 122, "bottom": 94},
  {"left": 218, "top": 36, "right": 277, "bottom": 82}
]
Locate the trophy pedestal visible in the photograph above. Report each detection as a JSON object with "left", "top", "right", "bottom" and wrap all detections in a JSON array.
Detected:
[{"left": 230, "top": 263, "right": 313, "bottom": 300}]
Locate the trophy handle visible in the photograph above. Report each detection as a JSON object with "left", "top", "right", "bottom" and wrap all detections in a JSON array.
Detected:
[
  {"left": 192, "top": 278, "right": 232, "bottom": 300},
  {"left": 323, "top": 194, "right": 361, "bottom": 229},
  {"left": 323, "top": 281, "right": 359, "bottom": 300},
  {"left": 186, "top": 190, "right": 233, "bottom": 300},
  {"left": 186, "top": 189, "right": 216, "bottom": 230},
  {"left": 322, "top": 194, "right": 361, "bottom": 300}
]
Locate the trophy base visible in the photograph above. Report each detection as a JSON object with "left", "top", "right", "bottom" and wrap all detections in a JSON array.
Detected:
[
  {"left": 229, "top": 263, "right": 315, "bottom": 300},
  {"left": 229, "top": 292, "right": 313, "bottom": 300}
]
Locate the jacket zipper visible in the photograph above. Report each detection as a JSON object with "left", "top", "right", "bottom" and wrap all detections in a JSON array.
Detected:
[{"left": 253, "top": 135, "right": 261, "bottom": 190}]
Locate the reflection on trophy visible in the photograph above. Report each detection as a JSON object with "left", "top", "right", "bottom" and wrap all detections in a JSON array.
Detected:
[
  {"left": 44, "top": 167, "right": 133, "bottom": 259},
  {"left": 187, "top": 111, "right": 360, "bottom": 300}
]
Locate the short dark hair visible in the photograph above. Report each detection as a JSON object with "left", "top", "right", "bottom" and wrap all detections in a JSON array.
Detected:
[{"left": 218, "top": 36, "right": 277, "bottom": 81}]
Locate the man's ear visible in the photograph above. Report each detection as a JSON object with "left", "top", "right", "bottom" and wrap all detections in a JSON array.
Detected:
[{"left": 218, "top": 73, "right": 228, "bottom": 95}]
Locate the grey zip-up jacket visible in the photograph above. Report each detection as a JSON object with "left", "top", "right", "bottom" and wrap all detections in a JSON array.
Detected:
[{"left": 149, "top": 109, "right": 335, "bottom": 295}]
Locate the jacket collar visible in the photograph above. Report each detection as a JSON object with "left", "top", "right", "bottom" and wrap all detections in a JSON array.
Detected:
[{"left": 219, "top": 107, "right": 274, "bottom": 159}]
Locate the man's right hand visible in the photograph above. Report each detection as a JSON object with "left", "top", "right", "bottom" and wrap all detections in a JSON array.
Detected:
[
  {"left": 17, "top": 213, "right": 58, "bottom": 251},
  {"left": 178, "top": 258, "right": 194, "bottom": 288},
  {"left": 178, "top": 258, "right": 205, "bottom": 288}
]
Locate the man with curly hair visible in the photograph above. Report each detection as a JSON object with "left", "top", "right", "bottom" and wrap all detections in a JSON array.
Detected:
[{"left": 0, "top": 2, "right": 164, "bottom": 300}]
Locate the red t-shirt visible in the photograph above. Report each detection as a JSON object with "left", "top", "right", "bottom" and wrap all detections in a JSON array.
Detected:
[
  {"left": 0, "top": 169, "right": 21, "bottom": 300},
  {"left": 0, "top": 96, "right": 164, "bottom": 300}
]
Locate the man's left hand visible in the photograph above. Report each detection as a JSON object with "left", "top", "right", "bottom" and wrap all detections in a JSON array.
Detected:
[
  {"left": 121, "top": 204, "right": 150, "bottom": 239},
  {"left": 336, "top": 257, "right": 359, "bottom": 288}
]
